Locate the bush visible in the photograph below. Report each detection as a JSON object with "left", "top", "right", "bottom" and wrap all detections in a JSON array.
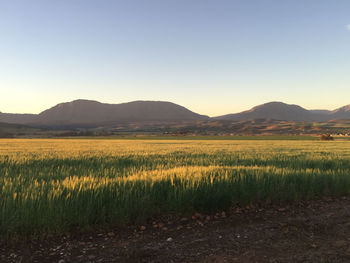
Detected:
[{"left": 320, "top": 134, "right": 334, "bottom": 141}]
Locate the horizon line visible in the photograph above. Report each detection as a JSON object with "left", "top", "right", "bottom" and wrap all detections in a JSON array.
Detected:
[{"left": 1, "top": 99, "right": 349, "bottom": 117}]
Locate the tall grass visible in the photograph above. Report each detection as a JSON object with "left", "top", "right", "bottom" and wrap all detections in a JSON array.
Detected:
[{"left": 0, "top": 139, "right": 350, "bottom": 239}]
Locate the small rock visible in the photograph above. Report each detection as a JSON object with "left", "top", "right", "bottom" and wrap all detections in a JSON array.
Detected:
[
  {"left": 194, "top": 212, "right": 202, "bottom": 219},
  {"left": 107, "top": 232, "right": 115, "bottom": 237},
  {"left": 334, "top": 240, "right": 347, "bottom": 248},
  {"left": 346, "top": 247, "right": 350, "bottom": 255},
  {"left": 197, "top": 221, "right": 204, "bottom": 226},
  {"left": 140, "top": 226, "right": 146, "bottom": 231},
  {"left": 162, "top": 227, "right": 168, "bottom": 231},
  {"left": 58, "top": 260, "right": 66, "bottom": 263},
  {"left": 166, "top": 237, "right": 173, "bottom": 242}
]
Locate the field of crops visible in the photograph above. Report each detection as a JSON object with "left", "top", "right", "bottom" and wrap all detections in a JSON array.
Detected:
[{"left": 1, "top": 139, "right": 350, "bottom": 239}]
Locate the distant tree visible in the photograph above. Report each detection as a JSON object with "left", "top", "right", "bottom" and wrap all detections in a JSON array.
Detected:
[
  {"left": 0, "top": 132, "right": 14, "bottom": 138},
  {"left": 320, "top": 134, "right": 334, "bottom": 141}
]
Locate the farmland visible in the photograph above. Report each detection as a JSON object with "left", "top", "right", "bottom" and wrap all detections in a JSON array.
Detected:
[{"left": 1, "top": 139, "right": 350, "bottom": 240}]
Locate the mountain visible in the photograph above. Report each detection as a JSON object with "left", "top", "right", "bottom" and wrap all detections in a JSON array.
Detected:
[
  {"left": 0, "top": 122, "right": 42, "bottom": 138},
  {"left": 309, "top": 110, "right": 331, "bottom": 115},
  {"left": 215, "top": 102, "right": 329, "bottom": 122},
  {"left": 0, "top": 100, "right": 209, "bottom": 127},
  {"left": 2, "top": 100, "right": 350, "bottom": 128},
  {"left": 330, "top": 105, "right": 350, "bottom": 119},
  {"left": 0, "top": 112, "right": 37, "bottom": 124}
]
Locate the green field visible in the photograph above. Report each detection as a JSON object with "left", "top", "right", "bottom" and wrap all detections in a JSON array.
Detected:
[
  {"left": 56, "top": 135, "right": 319, "bottom": 140},
  {"left": 1, "top": 139, "right": 350, "bottom": 239}
]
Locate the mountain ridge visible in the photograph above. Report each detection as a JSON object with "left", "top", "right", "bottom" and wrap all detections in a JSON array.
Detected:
[
  {"left": 214, "top": 101, "right": 350, "bottom": 122},
  {"left": 1, "top": 100, "right": 350, "bottom": 127},
  {"left": 0, "top": 100, "right": 209, "bottom": 127}
]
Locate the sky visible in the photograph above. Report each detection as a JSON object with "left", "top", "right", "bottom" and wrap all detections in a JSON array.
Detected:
[{"left": 1, "top": 0, "right": 350, "bottom": 117}]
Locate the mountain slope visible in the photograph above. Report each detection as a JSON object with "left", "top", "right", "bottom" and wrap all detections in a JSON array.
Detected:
[
  {"left": 2, "top": 100, "right": 350, "bottom": 127},
  {"left": 38, "top": 100, "right": 209, "bottom": 125},
  {"left": 0, "top": 100, "right": 209, "bottom": 126},
  {"left": 0, "top": 122, "right": 42, "bottom": 138},
  {"left": 330, "top": 105, "right": 350, "bottom": 119},
  {"left": 215, "top": 102, "right": 329, "bottom": 121},
  {"left": 0, "top": 112, "right": 38, "bottom": 124}
]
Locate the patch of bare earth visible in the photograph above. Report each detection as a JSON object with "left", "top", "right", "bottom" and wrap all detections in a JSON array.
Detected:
[{"left": 1, "top": 196, "right": 350, "bottom": 263}]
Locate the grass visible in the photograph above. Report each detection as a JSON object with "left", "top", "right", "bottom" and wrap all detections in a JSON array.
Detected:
[
  {"left": 57, "top": 135, "right": 318, "bottom": 140},
  {"left": 0, "top": 139, "right": 350, "bottom": 239}
]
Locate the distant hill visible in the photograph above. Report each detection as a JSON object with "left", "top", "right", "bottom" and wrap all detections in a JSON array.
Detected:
[
  {"left": 330, "top": 105, "right": 350, "bottom": 119},
  {"left": 0, "top": 122, "right": 41, "bottom": 138},
  {"left": 0, "top": 112, "right": 37, "bottom": 124},
  {"left": 0, "top": 100, "right": 209, "bottom": 127},
  {"left": 309, "top": 110, "right": 331, "bottom": 115},
  {"left": 2, "top": 100, "right": 350, "bottom": 128},
  {"left": 215, "top": 102, "right": 350, "bottom": 122}
]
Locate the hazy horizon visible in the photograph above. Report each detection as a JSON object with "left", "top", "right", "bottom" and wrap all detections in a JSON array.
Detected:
[{"left": 1, "top": 0, "right": 350, "bottom": 116}]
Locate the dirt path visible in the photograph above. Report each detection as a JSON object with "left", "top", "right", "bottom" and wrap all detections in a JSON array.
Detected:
[{"left": 1, "top": 197, "right": 350, "bottom": 263}]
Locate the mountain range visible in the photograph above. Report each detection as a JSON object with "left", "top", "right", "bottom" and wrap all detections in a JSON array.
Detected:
[
  {"left": 215, "top": 102, "right": 350, "bottom": 122},
  {"left": 1, "top": 100, "right": 350, "bottom": 128},
  {"left": 0, "top": 100, "right": 208, "bottom": 127}
]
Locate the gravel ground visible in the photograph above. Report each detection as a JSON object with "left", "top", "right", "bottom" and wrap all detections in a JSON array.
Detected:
[{"left": 1, "top": 196, "right": 350, "bottom": 263}]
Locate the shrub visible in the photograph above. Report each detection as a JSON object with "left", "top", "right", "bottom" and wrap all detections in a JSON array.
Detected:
[{"left": 320, "top": 134, "right": 334, "bottom": 141}]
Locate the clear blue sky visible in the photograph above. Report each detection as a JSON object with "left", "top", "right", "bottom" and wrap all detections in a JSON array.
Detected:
[{"left": 1, "top": 0, "right": 350, "bottom": 116}]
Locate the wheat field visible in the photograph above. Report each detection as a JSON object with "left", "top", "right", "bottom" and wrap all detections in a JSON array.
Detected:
[{"left": 1, "top": 139, "right": 350, "bottom": 239}]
